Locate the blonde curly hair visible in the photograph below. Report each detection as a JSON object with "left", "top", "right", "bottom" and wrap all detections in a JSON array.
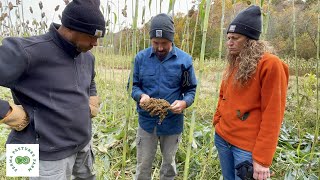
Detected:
[{"left": 224, "top": 39, "right": 275, "bottom": 86}]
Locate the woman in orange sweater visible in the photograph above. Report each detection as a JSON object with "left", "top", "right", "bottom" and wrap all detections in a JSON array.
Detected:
[{"left": 213, "top": 5, "right": 289, "bottom": 180}]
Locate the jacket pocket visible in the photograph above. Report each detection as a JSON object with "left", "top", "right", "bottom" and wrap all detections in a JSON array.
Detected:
[
  {"left": 141, "top": 70, "right": 156, "bottom": 89},
  {"left": 160, "top": 68, "right": 180, "bottom": 89}
]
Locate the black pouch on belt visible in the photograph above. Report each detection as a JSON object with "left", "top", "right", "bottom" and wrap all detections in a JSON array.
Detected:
[{"left": 235, "top": 160, "right": 254, "bottom": 180}]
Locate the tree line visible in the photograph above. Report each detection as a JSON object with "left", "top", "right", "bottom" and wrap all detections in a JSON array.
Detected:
[{"left": 109, "top": 0, "right": 319, "bottom": 60}]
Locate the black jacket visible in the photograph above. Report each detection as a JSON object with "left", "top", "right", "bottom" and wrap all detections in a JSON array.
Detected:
[{"left": 0, "top": 23, "right": 97, "bottom": 160}]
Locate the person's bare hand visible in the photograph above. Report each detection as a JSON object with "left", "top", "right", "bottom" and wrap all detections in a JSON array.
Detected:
[
  {"left": 170, "top": 100, "right": 187, "bottom": 114},
  {"left": 253, "top": 160, "right": 270, "bottom": 180},
  {"left": 139, "top": 94, "right": 150, "bottom": 106}
]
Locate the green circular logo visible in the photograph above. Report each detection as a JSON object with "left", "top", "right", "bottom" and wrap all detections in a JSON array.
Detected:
[{"left": 15, "top": 156, "right": 30, "bottom": 165}]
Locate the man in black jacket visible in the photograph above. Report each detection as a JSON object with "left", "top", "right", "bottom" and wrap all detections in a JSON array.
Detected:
[{"left": 0, "top": 0, "right": 104, "bottom": 179}]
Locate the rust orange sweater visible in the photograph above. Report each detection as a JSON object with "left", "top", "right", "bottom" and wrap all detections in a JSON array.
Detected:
[{"left": 213, "top": 53, "right": 289, "bottom": 167}]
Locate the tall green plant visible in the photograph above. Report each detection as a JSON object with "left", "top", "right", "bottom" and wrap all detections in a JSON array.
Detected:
[
  {"left": 191, "top": 7, "right": 199, "bottom": 57},
  {"left": 160, "top": 0, "right": 163, "bottom": 13},
  {"left": 183, "top": 0, "right": 212, "bottom": 179},
  {"left": 148, "top": 0, "right": 152, "bottom": 15},
  {"left": 186, "top": 22, "right": 190, "bottom": 53},
  {"left": 199, "top": 72, "right": 221, "bottom": 179},
  {"left": 231, "top": 0, "right": 236, "bottom": 20},
  {"left": 122, "top": 0, "right": 138, "bottom": 178},
  {"left": 310, "top": 0, "right": 320, "bottom": 168},
  {"left": 185, "top": 0, "right": 190, "bottom": 53},
  {"left": 259, "top": 0, "right": 265, "bottom": 35},
  {"left": 292, "top": 0, "right": 300, "bottom": 120},
  {"left": 181, "top": 16, "right": 190, "bottom": 53},
  {"left": 118, "top": 0, "right": 123, "bottom": 55},
  {"left": 168, "top": 0, "right": 176, "bottom": 16},
  {"left": 142, "top": 1, "right": 146, "bottom": 49},
  {"left": 218, "top": 0, "right": 225, "bottom": 60},
  {"left": 261, "top": 0, "right": 271, "bottom": 39}
]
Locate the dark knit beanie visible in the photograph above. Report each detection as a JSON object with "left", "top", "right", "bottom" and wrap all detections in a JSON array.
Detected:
[
  {"left": 227, "top": 5, "right": 261, "bottom": 40},
  {"left": 61, "top": 0, "right": 106, "bottom": 37},
  {"left": 149, "top": 13, "right": 175, "bottom": 42}
]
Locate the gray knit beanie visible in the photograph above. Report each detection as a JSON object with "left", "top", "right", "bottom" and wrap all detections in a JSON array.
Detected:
[
  {"left": 149, "top": 13, "right": 175, "bottom": 42},
  {"left": 61, "top": 0, "right": 106, "bottom": 37},
  {"left": 227, "top": 5, "right": 261, "bottom": 40}
]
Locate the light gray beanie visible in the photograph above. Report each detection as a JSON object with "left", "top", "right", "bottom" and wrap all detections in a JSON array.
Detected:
[{"left": 149, "top": 13, "right": 175, "bottom": 42}]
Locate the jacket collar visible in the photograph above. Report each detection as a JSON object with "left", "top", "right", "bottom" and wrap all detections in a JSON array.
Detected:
[{"left": 49, "top": 23, "right": 81, "bottom": 58}]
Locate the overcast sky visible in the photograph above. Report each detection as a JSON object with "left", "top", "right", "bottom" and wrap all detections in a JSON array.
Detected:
[{"left": 4, "top": 0, "right": 194, "bottom": 32}]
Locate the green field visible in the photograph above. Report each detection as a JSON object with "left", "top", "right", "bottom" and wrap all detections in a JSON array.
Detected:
[{"left": 0, "top": 52, "right": 319, "bottom": 180}]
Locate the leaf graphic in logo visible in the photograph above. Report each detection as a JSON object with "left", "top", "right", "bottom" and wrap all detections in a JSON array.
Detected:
[
  {"left": 23, "top": 156, "right": 30, "bottom": 164},
  {"left": 15, "top": 156, "right": 23, "bottom": 164}
]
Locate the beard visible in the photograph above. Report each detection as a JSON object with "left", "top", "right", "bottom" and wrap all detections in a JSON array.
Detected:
[
  {"left": 155, "top": 51, "right": 168, "bottom": 60},
  {"left": 77, "top": 46, "right": 92, "bottom": 52}
]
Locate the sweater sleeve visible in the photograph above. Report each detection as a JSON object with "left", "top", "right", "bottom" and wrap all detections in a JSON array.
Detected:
[
  {"left": 252, "top": 58, "right": 289, "bottom": 167},
  {"left": 0, "top": 37, "right": 28, "bottom": 119}
]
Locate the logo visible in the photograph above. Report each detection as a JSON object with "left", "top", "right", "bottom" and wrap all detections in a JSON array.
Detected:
[
  {"left": 229, "top": 25, "right": 236, "bottom": 32},
  {"left": 156, "top": 30, "right": 163, "bottom": 37},
  {"left": 94, "top": 29, "right": 103, "bottom": 37},
  {"left": 6, "top": 144, "right": 39, "bottom": 177}
]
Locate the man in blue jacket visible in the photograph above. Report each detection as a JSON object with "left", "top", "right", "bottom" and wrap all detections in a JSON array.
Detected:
[
  {"left": 131, "top": 13, "right": 197, "bottom": 180},
  {"left": 0, "top": 0, "right": 104, "bottom": 179}
]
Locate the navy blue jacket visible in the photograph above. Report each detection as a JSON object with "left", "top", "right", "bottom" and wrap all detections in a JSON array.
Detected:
[
  {"left": 132, "top": 46, "right": 197, "bottom": 135},
  {"left": 0, "top": 23, "right": 96, "bottom": 160}
]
